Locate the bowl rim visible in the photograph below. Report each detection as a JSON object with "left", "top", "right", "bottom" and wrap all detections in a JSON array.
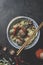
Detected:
[{"left": 6, "top": 16, "right": 40, "bottom": 50}]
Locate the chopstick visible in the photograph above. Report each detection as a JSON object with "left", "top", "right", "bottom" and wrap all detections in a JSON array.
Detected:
[{"left": 16, "top": 22, "right": 43, "bottom": 56}]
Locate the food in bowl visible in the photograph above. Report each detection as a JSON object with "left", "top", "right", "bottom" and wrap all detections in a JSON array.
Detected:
[{"left": 9, "top": 20, "right": 37, "bottom": 46}]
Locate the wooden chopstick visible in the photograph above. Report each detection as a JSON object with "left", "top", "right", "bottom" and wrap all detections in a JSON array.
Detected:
[{"left": 16, "top": 22, "right": 43, "bottom": 56}]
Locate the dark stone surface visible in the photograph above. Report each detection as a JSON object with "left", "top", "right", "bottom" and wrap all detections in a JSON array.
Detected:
[{"left": 0, "top": 0, "right": 43, "bottom": 65}]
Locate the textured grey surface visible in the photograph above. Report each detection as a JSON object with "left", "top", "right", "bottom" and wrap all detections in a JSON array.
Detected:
[
  {"left": 0, "top": 0, "right": 43, "bottom": 65},
  {"left": 0, "top": 0, "right": 43, "bottom": 43}
]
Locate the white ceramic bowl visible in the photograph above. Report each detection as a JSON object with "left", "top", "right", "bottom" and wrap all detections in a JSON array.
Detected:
[{"left": 7, "top": 16, "right": 40, "bottom": 49}]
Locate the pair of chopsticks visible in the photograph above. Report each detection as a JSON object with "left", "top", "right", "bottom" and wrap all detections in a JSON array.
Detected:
[{"left": 16, "top": 22, "right": 43, "bottom": 56}]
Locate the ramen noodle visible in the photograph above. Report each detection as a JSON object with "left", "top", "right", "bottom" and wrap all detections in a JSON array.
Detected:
[{"left": 9, "top": 20, "right": 36, "bottom": 46}]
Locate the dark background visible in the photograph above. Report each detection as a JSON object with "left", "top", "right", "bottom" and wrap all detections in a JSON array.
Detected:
[{"left": 0, "top": 0, "right": 43, "bottom": 65}]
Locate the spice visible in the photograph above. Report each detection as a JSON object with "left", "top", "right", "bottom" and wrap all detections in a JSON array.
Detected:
[
  {"left": 9, "top": 49, "right": 15, "bottom": 55},
  {"left": 3, "top": 47, "right": 7, "bottom": 51},
  {"left": 35, "top": 49, "right": 43, "bottom": 59},
  {"left": 14, "top": 57, "right": 19, "bottom": 65},
  {"left": 40, "top": 52, "right": 43, "bottom": 59}
]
